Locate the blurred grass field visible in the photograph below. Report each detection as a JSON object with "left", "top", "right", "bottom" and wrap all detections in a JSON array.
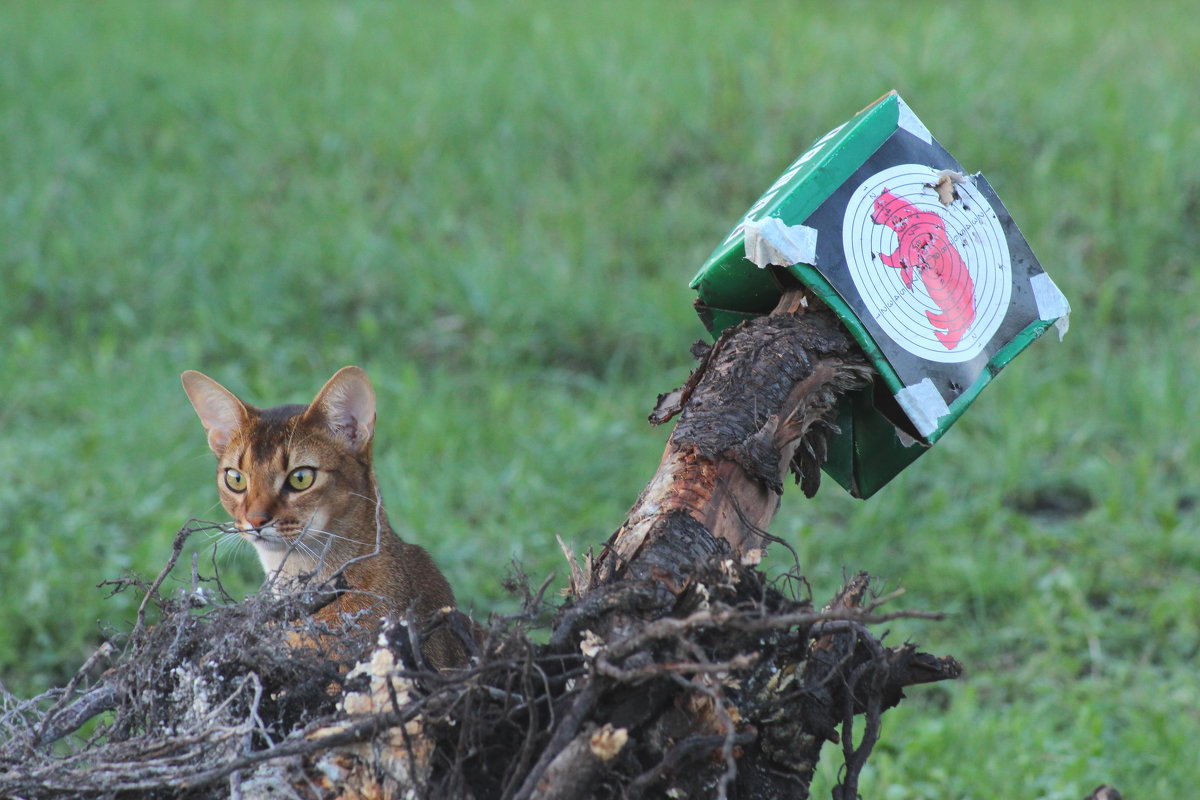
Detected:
[{"left": 2, "top": 1, "right": 1198, "bottom": 796}]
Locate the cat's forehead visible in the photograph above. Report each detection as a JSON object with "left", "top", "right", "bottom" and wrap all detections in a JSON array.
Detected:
[
  {"left": 221, "top": 404, "right": 327, "bottom": 468},
  {"left": 241, "top": 404, "right": 307, "bottom": 463}
]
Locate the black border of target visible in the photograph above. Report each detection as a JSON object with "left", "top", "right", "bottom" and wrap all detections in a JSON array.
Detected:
[{"left": 804, "top": 129, "right": 1048, "bottom": 406}]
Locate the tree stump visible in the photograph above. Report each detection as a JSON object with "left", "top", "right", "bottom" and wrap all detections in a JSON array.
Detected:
[{"left": 518, "top": 288, "right": 962, "bottom": 798}]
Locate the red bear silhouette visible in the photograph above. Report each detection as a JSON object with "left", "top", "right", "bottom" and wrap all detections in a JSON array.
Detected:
[{"left": 871, "top": 189, "right": 976, "bottom": 350}]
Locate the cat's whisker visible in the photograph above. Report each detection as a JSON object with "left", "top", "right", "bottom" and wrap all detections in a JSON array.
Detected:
[
  {"left": 275, "top": 532, "right": 325, "bottom": 572},
  {"left": 291, "top": 535, "right": 318, "bottom": 558},
  {"left": 197, "top": 521, "right": 243, "bottom": 560},
  {"left": 301, "top": 526, "right": 358, "bottom": 545},
  {"left": 348, "top": 491, "right": 386, "bottom": 508},
  {"left": 193, "top": 527, "right": 247, "bottom": 576},
  {"left": 197, "top": 522, "right": 239, "bottom": 548},
  {"left": 292, "top": 540, "right": 329, "bottom": 575},
  {"left": 221, "top": 530, "right": 249, "bottom": 553},
  {"left": 192, "top": 519, "right": 231, "bottom": 535}
]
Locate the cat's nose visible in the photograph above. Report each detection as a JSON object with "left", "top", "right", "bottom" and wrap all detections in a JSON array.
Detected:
[{"left": 244, "top": 513, "right": 271, "bottom": 529}]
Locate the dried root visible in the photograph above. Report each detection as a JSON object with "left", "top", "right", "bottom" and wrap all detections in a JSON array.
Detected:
[{"left": 0, "top": 527, "right": 958, "bottom": 800}]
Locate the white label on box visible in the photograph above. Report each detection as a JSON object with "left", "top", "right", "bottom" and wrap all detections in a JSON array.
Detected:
[
  {"left": 895, "top": 378, "right": 951, "bottom": 438},
  {"left": 896, "top": 96, "right": 933, "bottom": 144},
  {"left": 743, "top": 217, "right": 819, "bottom": 269},
  {"left": 1030, "top": 271, "right": 1071, "bottom": 340}
]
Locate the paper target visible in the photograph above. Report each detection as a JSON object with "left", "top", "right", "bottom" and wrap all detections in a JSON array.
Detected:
[{"left": 841, "top": 164, "right": 1011, "bottom": 364}]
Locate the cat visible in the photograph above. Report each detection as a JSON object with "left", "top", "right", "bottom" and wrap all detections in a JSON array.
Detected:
[{"left": 181, "top": 365, "right": 465, "bottom": 669}]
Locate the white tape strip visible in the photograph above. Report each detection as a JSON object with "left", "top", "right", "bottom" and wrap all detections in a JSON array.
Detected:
[
  {"left": 1030, "top": 272, "right": 1071, "bottom": 340},
  {"left": 895, "top": 378, "right": 950, "bottom": 439},
  {"left": 895, "top": 96, "right": 933, "bottom": 144},
  {"left": 742, "top": 217, "right": 819, "bottom": 269}
]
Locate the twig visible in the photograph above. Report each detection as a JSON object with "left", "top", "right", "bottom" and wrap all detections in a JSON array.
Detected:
[
  {"left": 626, "top": 732, "right": 755, "bottom": 798},
  {"left": 512, "top": 682, "right": 599, "bottom": 800},
  {"left": 834, "top": 656, "right": 887, "bottom": 800},
  {"left": 604, "top": 604, "right": 944, "bottom": 663},
  {"left": 30, "top": 684, "right": 119, "bottom": 750},
  {"left": 595, "top": 654, "right": 758, "bottom": 684},
  {"left": 33, "top": 643, "right": 113, "bottom": 747},
  {"left": 670, "top": 652, "right": 740, "bottom": 800},
  {"left": 134, "top": 523, "right": 194, "bottom": 635}
]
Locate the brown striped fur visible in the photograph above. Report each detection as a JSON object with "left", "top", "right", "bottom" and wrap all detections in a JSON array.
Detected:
[{"left": 181, "top": 366, "right": 463, "bottom": 668}]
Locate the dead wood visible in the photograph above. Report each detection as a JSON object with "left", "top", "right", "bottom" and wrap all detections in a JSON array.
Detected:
[
  {"left": 595, "top": 292, "right": 874, "bottom": 592},
  {"left": 0, "top": 289, "right": 970, "bottom": 799}
]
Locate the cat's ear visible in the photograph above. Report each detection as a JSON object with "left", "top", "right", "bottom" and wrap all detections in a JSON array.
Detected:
[
  {"left": 181, "top": 371, "right": 251, "bottom": 457},
  {"left": 306, "top": 366, "right": 376, "bottom": 454}
]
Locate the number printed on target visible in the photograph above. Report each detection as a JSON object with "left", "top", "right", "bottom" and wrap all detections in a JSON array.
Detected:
[{"left": 841, "top": 164, "right": 1012, "bottom": 364}]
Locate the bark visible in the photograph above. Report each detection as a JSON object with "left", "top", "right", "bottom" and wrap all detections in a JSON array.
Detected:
[{"left": 593, "top": 291, "right": 873, "bottom": 590}]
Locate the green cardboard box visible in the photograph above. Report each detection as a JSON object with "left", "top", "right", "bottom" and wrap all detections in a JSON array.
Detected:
[{"left": 691, "top": 92, "right": 1070, "bottom": 498}]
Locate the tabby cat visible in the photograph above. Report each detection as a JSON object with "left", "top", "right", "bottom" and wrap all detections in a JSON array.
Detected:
[{"left": 181, "top": 366, "right": 463, "bottom": 668}]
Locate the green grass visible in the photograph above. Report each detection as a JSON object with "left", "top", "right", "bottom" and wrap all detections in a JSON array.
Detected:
[{"left": 2, "top": 1, "right": 1198, "bottom": 796}]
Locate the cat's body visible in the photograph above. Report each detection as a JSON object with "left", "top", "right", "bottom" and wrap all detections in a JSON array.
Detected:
[{"left": 182, "top": 366, "right": 463, "bottom": 669}]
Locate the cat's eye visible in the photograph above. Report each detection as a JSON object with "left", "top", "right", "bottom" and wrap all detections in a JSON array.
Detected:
[
  {"left": 224, "top": 468, "right": 247, "bottom": 492},
  {"left": 287, "top": 467, "right": 316, "bottom": 491}
]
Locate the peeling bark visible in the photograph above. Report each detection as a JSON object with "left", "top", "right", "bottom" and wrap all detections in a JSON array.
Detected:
[{"left": 595, "top": 292, "right": 873, "bottom": 587}]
